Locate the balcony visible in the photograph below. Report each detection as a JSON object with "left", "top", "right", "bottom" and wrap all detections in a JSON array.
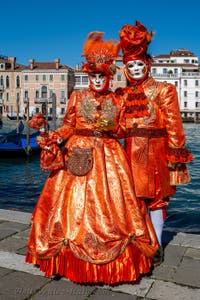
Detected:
[
  {"left": 23, "top": 98, "right": 29, "bottom": 103},
  {"left": 34, "top": 98, "right": 52, "bottom": 104},
  {"left": 60, "top": 98, "right": 66, "bottom": 104}
]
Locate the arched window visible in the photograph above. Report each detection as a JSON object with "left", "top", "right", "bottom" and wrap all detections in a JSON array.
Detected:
[
  {"left": 6, "top": 76, "right": 9, "bottom": 88},
  {"left": 41, "top": 86, "right": 47, "bottom": 98},
  {"left": 16, "top": 75, "right": 20, "bottom": 88}
]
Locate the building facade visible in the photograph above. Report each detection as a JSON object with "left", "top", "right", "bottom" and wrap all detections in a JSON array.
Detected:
[
  {"left": 151, "top": 49, "right": 200, "bottom": 121},
  {"left": 1, "top": 49, "right": 200, "bottom": 121},
  {"left": 0, "top": 56, "right": 75, "bottom": 119}
]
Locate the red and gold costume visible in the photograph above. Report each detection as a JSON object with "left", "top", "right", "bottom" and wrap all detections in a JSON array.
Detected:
[{"left": 26, "top": 32, "right": 158, "bottom": 284}]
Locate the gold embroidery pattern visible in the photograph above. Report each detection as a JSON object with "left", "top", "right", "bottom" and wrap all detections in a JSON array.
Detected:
[
  {"left": 97, "top": 98, "right": 117, "bottom": 130},
  {"left": 78, "top": 96, "right": 98, "bottom": 123}
]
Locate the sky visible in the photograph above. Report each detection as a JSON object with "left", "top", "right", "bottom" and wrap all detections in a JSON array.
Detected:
[{"left": 1, "top": 0, "right": 200, "bottom": 68}]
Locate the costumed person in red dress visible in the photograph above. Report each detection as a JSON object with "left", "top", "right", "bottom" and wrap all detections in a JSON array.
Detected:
[
  {"left": 118, "top": 20, "right": 193, "bottom": 265},
  {"left": 26, "top": 31, "right": 159, "bottom": 284}
]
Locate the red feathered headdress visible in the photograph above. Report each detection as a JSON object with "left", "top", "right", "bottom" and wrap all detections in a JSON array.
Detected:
[
  {"left": 119, "top": 21, "right": 154, "bottom": 63},
  {"left": 82, "top": 32, "right": 120, "bottom": 76}
]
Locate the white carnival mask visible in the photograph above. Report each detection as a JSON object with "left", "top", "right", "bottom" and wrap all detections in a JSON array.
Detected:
[
  {"left": 126, "top": 59, "right": 147, "bottom": 79},
  {"left": 88, "top": 73, "right": 107, "bottom": 91}
]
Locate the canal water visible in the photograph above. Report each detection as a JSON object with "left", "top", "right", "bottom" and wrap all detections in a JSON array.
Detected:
[{"left": 0, "top": 121, "right": 199, "bottom": 235}]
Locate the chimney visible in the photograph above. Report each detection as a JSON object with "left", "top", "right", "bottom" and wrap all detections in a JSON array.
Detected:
[
  {"left": 55, "top": 58, "right": 60, "bottom": 70},
  {"left": 8, "top": 56, "right": 16, "bottom": 70},
  {"left": 29, "top": 58, "right": 35, "bottom": 70}
]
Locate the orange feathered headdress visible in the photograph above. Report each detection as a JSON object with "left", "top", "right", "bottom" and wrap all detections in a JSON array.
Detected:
[
  {"left": 119, "top": 20, "right": 154, "bottom": 63},
  {"left": 82, "top": 31, "right": 120, "bottom": 76}
]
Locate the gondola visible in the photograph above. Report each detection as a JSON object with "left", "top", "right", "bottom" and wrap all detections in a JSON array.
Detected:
[{"left": 0, "top": 121, "right": 40, "bottom": 157}]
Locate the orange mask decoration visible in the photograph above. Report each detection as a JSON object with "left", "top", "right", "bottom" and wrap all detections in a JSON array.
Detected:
[
  {"left": 82, "top": 32, "right": 120, "bottom": 91},
  {"left": 119, "top": 20, "right": 154, "bottom": 64}
]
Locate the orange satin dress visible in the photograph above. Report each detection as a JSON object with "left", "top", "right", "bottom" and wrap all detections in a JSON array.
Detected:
[
  {"left": 122, "top": 77, "right": 192, "bottom": 210},
  {"left": 26, "top": 89, "right": 158, "bottom": 284}
]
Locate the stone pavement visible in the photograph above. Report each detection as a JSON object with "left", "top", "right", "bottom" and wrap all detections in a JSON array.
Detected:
[{"left": 0, "top": 208, "right": 200, "bottom": 300}]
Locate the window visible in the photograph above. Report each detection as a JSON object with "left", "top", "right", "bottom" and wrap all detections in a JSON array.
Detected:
[
  {"left": 41, "top": 86, "right": 47, "bottom": 98},
  {"left": 61, "top": 108, "right": 65, "bottom": 114},
  {"left": 60, "top": 90, "right": 65, "bottom": 99},
  {"left": 6, "top": 76, "right": 9, "bottom": 88},
  {"left": 163, "top": 68, "right": 167, "bottom": 74},
  {"left": 174, "top": 68, "right": 178, "bottom": 74},
  {"left": 184, "top": 80, "right": 187, "bottom": 86},
  {"left": 6, "top": 92, "right": 9, "bottom": 101},
  {"left": 16, "top": 75, "right": 20, "bottom": 88},
  {"left": 195, "top": 80, "right": 199, "bottom": 87},
  {"left": 0, "top": 76, "right": 3, "bottom": 86},
  {"left": 184, "top": 91, "right": 187, "bottom": 97},
  {"left": 35, "top": 75, "right": 39, "bottom": 81},
  {"left": 75, "top": 76, "right": 81, "bottom": 84},
  {"left": 82, "top": 76, "right": 88, "bottom": 85},
  {"left": 50, "top": 74, "right": 53, "bottom": 81},
  {"left": 152, "top": 68, "right": 157, "bottom": 75},
  {"left": 49, "top": 90, "right": 54, "bottom": 98},
  {"left": 36, "top": 90, "right": 39, "bottom": 98},
  {"left": 195, "top": 102, "right": 200, "bottom": 108},
  {"left": 117, "top": 75, "right": 122, "bottom": 81},
  {"left": 61, "top": 74, "right": 65, "bottom": 81},
  {"left": 16, "top": 92, "right": 20, "bottom": 102},
  {"left": 24, "top": 75, "right": 28, "bottom": 81},
  {"left": 25, "top": 90, "right": 29, "bottom": 99},
  {"left": 115, "top": 60, "right": 123, "bottom": 67},
  {"left": 174, "top": 81, "right": 178, "bottom": 87},
  {"left": 195, "top": 91, "right": 199, "bottom": 97},
  {"left": 43, "top": 75, "right": 46, "bottom": 81},
  {"left": 184, "top": 102, "right": 187, "bottom": 108}
]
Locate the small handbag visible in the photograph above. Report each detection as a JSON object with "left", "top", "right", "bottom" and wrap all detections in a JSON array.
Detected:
[
  {"left": 40, "top": 143, "right": 64, "bottom": 172},
  {"left": 67, "top": 148, "right": 93, "bottom": 176}
]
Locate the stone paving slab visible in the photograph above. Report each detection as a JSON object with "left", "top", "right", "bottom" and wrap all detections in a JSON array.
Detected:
[
  {"left": 173, "top": 256, "right": 200, "bottom": 288},
  {"left": 170, "top": 232, "right": 200, "bottom": 248},
  {"left": 30, "top": 279, "right": 96, "bottom": 300},
  {"left": 0, "top": 270, "right": 50, "bottom": 300},
  {"left": 0, "top": 236, "right": 28, "bottom": 252},
  {"left": 0, "top": 266, "right": 13, "bottom": 277},
  {"left": 0, "top": 221, "right": 29, "bottom": 240},
  {"left": 0, "top": 209, "right": 31, "bottom": 224},
  {"left": 146, "top": 279, "right": 200, "bottom": 300},
  {"left": 89, "top": 289, "right": 137, "bottom": 300},
  {"left": 0, "top": 251, "right": 44, "bottom": 276},
  {"left": 162, "top": 244, "right": 186, "bottom": 266},
  {"left": 185, "top": 247, "right": 200, "bottom": 259},
  {"left": 104, "top": 277, "right": 155, "bottom": 298}
]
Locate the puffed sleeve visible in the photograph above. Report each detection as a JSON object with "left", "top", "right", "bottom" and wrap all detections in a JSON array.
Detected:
[
  {"left": 159, "top": 83, "right": 193, "bottom": 185},
  {"left": 52, "top": 91, "right": 77, "bottom": 141},
  {"left": 159, "top": 83, "right": 193, "bottom": 163}
]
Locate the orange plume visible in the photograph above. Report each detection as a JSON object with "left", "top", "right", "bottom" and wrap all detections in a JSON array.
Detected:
[
  {"left": 82, "top": 31, "right": 120, "bottom": 75},
  {"left": 119, "top": 21, "right": 154, "bottom": 63}
]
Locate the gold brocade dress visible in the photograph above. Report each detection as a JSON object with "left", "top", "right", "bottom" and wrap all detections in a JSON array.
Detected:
[{"left": 26, "top": 89, "right": 158, "bottom": 284}]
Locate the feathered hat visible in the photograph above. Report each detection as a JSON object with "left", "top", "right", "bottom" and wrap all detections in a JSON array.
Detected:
[
  {"left": 82, "top": 31, "right": 120, "bottom": 76},
  {"left": 119, "top": 20, "right": 154, "bottom": 63}
]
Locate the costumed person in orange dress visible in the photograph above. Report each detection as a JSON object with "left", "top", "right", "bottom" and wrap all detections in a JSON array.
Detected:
[
  {"left": 118, "top": 20, "right": 193, "bottom": 265},
  {"left": 26, "top": 31, "right": 159, "bottom": 284}
]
